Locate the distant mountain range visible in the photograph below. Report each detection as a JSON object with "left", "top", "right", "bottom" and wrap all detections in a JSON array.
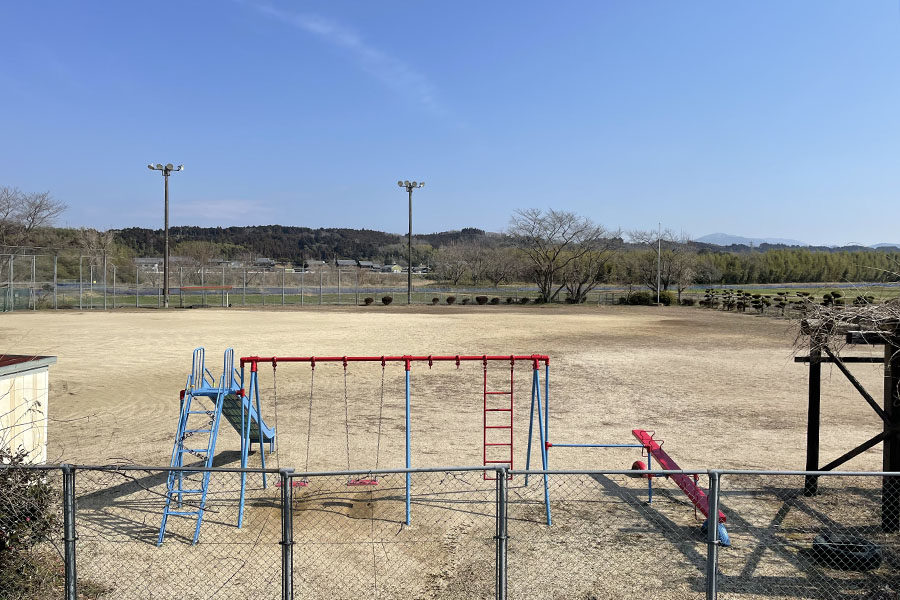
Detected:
[
  {"left": 696, "top": 233, "right": 900, "bottom": 250},
  {"left": 696, "top": 233, "right": 808, "bottom": 247}
]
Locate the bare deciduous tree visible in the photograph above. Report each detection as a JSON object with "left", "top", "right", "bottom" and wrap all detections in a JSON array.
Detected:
[
  {"left": 482, "top": 247, "right": 523, "bottom": 287},
  {"left": 628, "top": 229, "right": 698, "bottom": 302},
  {"left": 509, "top": 208, "right": 617, "bottom": 302},
  {"left": 0, "top": 187, "right": 66, "bottom": 249},
  {"left": 77, "top": 228, "right": 117, "bottom": 267},
  {"left": 433, "top": 243, "right": 469, "bottom": 286}
]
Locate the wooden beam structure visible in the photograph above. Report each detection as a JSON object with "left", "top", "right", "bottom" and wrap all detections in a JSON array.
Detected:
[{"left": 797, "top": 327, "right": 900, "bottom": 532}]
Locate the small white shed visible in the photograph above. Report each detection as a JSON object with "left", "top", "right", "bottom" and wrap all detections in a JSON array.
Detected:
[{"left": 0, "top": 355, "right": 56, "bottom": 464}]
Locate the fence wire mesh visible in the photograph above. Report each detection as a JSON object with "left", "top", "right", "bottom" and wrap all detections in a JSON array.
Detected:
[
  {"left": 7, "top": 465, "right": 900, "bottom": 599},
  {"left": 716, "top": 474, "right": 900, "bottom": 600},
  {"left": 290, "top": 470, "right": 496, "bottom": 599},
  {"left": 508, "top": 471, "right": 709, "bottom": 599},
  {"left": 0, "top": 465, "right": 64, "bottom": 600},
  {"left": 73, "top": 468, "right": 282, "bottom": 600}
]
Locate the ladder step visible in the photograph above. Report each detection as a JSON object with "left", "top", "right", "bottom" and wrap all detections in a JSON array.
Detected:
[
  {"left": 183, "top": 429, "right": 212, "bottom": 434},
  {"left": 164, "top": 510, "right": 202, "bottom": 516},
  {"left": 484, "top": 460, "right": 512, "bottom": 464},
  {"left": 485, "top": 426, "right": 511, "bottom": 429},
  {"left": 186, "top": 410, "right": 212, "bottom": 414},
  {"left": 170, "top": 489, "right": 204, "bottom": 494},
  {"left": 178, "top": 449, "right": 208, "bottom": 454},
  {"left": 485, "top": 443, "right": 513, "bottom": 446},
  {"left": 485, "top": 409, "right": 512, "bottom": 412},
  {"left": 485, "top": 391, "right": 512, "bottom": 395}
]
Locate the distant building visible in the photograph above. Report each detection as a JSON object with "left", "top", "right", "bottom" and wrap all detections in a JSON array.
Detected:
[
  {"left": 336, "top": 259, "right": 357, "bottom": 268},
  {"left": 381, "top": 264, "right": 402, "bottom": 273}
]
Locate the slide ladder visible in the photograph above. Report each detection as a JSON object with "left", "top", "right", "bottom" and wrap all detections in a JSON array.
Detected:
[
  {"left": 158, "top": 348, "right": 277, "bottom": 545},
  {"left": 483, "top": 359, "right": 514, "bottom": 479},
  {"left": 158, "top": 348, "right": 227, "bottom": 545}
]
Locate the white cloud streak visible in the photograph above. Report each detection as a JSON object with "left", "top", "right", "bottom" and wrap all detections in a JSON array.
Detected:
[
  {"left": 176, "top": 199, "right": 272, "bottom": 222},
  {"left": 252, "top": 3, "right": 445, "bottom": 116}
]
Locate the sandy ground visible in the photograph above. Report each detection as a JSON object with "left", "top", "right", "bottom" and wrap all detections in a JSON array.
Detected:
[
  {"left": 1, "top": 304, "right": 886, "bottom": 471},
  {"left": 2, "top": 305, "right": 895, "bottom": 598}
]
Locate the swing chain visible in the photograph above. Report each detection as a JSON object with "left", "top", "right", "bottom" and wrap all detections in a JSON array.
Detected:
[
  {"left": 374, "top": 362, "right": 386, "bottom": 471},
  {"left": 344, "top": 360, "right": 351, "bottom": 472},
  {"left": 304, "top": 365, "right": 314, "bottom": 475}
]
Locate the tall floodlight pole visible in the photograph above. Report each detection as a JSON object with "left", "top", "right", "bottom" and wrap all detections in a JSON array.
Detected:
[
  {"left": 657, "top": 222, "right": 662, "bottom": 305},
  {"left": 397, "top": 180, "right": 425, "bottom": 305},
  {"left": 147, "top": 163, "right": 184, "bottom": 308}
]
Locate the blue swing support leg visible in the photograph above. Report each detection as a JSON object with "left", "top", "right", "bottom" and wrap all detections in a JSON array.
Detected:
[{"left": 524, "top": 364, "right": 552, "bottom": 526}]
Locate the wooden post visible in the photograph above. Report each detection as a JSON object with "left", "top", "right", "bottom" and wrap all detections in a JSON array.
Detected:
[
  {"left": 883, "top": 328, "right": 900, "bottom": 532},
  {"left": 804, "top": 333, "right": 823, "bottom": 496}
]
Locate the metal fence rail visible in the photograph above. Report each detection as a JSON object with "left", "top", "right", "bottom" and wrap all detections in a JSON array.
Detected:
[{"left": 3, "top": 464, "right": 900, "bottom": 599}]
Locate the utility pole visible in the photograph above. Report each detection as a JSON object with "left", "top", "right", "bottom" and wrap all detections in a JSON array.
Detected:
[
  {"left": 147, "top": 163, "right": 184, "bottom": 308},
  {"left": 657, "top": 222, "right": 661, "bottom": 305},
  {"left": 397, "top": 180, "right": 425, "bottom": 305}
]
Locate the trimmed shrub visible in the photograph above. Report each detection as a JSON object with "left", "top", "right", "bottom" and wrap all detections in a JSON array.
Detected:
[
  {"left": 626, "top": 291, "right": 653, "bottom": 305},
  {"left": 518, "top": 297, "right": 530, "bottom": 304},
  {"left": 659, "top": 291, "right": 675, "bottom": 306},
  {"left": 490, "top": 297, "right": 500, "bottom": 305},
  {"left": 461, "top": 297, "right": 471, "bottom": 305},
  {"left": 618, "top": 296, "right": 627, "bottom": 305},
  {"left": 446, "top": 296, "right": 456, "bottom": 305},
  {"left": 431, "top": 297, "right": 440, "bottom": 305},
  {"left": 475, "top": 295, "right": 489, "bottom": 305},
  {"left": 680, "top": 298, "right": 696, "bottom": 306},
  {"left": 382, "top": 295, "right": 393, "bottom": 305},
  {"left": 505, "top": 297, "right": 514, "bottom": 304},
  {"left": 363, "top": 297, "right": 374, "bottom": 305},
  {"left": 534, "top": 297, "right": 546, "bottom": 304}
]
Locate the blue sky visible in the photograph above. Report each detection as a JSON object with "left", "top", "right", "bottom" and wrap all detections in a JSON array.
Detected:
[{"left": 1, "top": 2, "right": 899, "bottom": 245}]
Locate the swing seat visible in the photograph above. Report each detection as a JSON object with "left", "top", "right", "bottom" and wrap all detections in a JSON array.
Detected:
[
  {"left": 275, "top": 480, "right": 305, "bottom": 488},
  {"left": 347, "top": 478, "right": 378, "bottom": 486}
]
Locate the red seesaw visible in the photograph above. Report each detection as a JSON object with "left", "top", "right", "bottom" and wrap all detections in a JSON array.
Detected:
[{"left": 632, "top": 429, "right": 726, "bottom": 525}]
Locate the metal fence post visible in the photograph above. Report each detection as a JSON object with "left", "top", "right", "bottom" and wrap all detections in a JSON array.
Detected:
[
  {"left": 31, "top": 254, "right": 36, "bottom": 310},
  {"left": 103, "top": 253, "right": 107, "bottom": 310},
  {"left": 338, "top": 268, "right": 342, "bottom": 304},
  {"left": 706, "top": 470, "right": 720, "bottom": 600},
  {"left": 112, "top": 265, "right": 116, "bottom": 309},
  {"left": 53, "top": 255, "right": 58, "bottom": 309},
  {"left": 242, "top": 269, "right": 246, "bottom": 306},
  {"left": 135, "top": 267, "right": 139, "bottom": 308},
  {"left": 356, "top": 269, "right": 359, "bottom": 306},
  {"left": 495, "top": 466, "right": 508, "bottom": 600},
  {"left": 282, "top": 268, "right": 285, "bottom": 306},
  {"left": 300, "top": 269, "right": 304, "bottom": 306},
  {"left": 79, "top": 256, "right": 83, "bottom": 310},
  {"left": 319, "top": 269, "right": 323, "bottom": 305},
  {"left": 180, "top": 267, "right": 184, "bottom": 308},
  {"left": 280, "top": 469, "right": 295, "bottom": 600},
  {"left": 62, "top": 464, "right": 78, "bottom": 600}
]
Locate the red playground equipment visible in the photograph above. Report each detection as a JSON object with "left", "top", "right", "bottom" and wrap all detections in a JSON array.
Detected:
[{"left": 632, "top": 429, "right": 730, "bottom": 546}]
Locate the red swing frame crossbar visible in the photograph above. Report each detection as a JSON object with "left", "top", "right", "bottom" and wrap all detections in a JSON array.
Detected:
[
  {"left": 239, "top": 353, "right": 551, "bottom": 526},
  {"left": 240, "top": 355, "right": 550, "bottom": 368}
]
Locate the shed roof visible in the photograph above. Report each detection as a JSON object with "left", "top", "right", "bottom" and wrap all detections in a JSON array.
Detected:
[{"left": 0, "top": 355, "right": 57, "bottom": 378}]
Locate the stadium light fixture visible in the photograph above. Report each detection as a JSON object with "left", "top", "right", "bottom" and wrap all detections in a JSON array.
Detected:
[
  {"left": 398, "top": 180, "right": 425, "bottom": 305},
  {"left": 147, "top": 162, "right": 185, "bottom": 309}
]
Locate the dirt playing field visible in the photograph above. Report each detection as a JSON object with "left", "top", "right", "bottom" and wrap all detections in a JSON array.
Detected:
[
  {"left": 1, "top": 304, "right": 884, "bottom": 471},
  {"left": 2, "top": 305, "right": 892, "bottom": 599}
]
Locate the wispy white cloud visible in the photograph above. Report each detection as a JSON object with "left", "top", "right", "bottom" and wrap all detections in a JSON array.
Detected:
[
  {"left": 176, "top": 199, "right": 273, "bottom": 222},
  {"left": 251, "top": 3, "right": 445, "bottom": 116}
]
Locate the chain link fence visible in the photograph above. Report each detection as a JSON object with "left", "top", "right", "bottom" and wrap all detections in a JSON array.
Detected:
[
  {"left": 1, "top": 251, "right": 711, "bottom": 311},
  {"left": 5, "top": 465, "right": 900, "bottom": 599}
]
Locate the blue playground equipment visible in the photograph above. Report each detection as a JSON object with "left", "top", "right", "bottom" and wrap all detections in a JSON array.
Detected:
[{"left": 158, "top": 347, "right": 276, "bottom": 546}]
